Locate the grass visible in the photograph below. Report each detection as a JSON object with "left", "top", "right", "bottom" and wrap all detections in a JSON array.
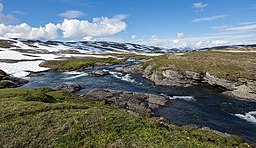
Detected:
[
  {"left": 142, "top": 51, "right": 256, "bottom": 81},
  {"left": 0, "top": 87, "right": 250, "bottom": 147},
  {"left": 40, "top": 57, "right": 124, "bottom": 71}
]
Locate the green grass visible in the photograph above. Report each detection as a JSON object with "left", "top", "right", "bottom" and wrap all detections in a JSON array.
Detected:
[
  {"left": 0, "top": 87, "right": 250, "bottom": 147},
  {"left": 41, "top": 57, "right": 124, "bottom": 71},
  {"left": 142, "top": 51, "right": 255, "bottom": 81}
]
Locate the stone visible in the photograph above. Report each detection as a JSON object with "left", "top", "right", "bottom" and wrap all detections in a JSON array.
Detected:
[
  {"left": 224, "top": 85, "right": 256, "bottom": 100},
  {"left": 0, "top": 80, "right": 16, "bottom": 88},
  {"left": 55, "top": 83, "right": 83, "bottom": 93},
  {"left": 0, "top": 69, "right": 28, "bottom": 88},
  {"left": 83, "top": 89, "right": 168, "bottom": 114},
  {"left": 185, "top": 71, "right": 203, "bottom": 80},
  {"left": 115, "top": 65, "right": 143, "bottom": 74},
  {"left": 204, "top": 72, "right": 236, "bottom": 90},
  {"left": 88, "top": 70, "right": 109, "bottom": 77}
]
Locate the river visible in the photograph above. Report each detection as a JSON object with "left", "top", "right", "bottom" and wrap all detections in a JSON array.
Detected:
[{"left": 21, "top": 62, "right": 256, "bottom": 141}]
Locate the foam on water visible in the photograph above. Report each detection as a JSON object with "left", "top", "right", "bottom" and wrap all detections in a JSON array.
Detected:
[
  {"left": 109, "top": 71, "right": 135, "bottom": 83},
  {"left": 235, "top": 111, "right": 256, "bottom": 124},
  {"left": 63, "top": 71, "right": 85, "bottom": 75},
  {"left": 62, "top": 73, "right": 88, "bottom": 80},
  {"left": 161, "top": 93, "right": 196, "bottom": 102}
]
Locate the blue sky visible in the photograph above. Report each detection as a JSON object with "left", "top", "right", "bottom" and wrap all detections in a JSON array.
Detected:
[{"left": 0, "top": 0, "right": 256, "bottom": 48}]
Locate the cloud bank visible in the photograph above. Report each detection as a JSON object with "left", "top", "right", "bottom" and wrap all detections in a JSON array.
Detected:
[{"left": 0, "top": 15, "right": 127, "bottom": 40}]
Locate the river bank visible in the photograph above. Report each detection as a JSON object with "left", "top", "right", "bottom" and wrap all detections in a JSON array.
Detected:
[{"left": 115, "top": 52, "right": 256, "bottom": 101}]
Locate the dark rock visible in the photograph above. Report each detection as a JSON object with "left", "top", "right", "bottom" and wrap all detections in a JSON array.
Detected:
[
  {"left": 0, "top": 69, "right": 7, "bottom": 77},
  {"left": 55, "top": 83, "right": 83, "bottom": 93},
  {"left": 0, "top": 80, "right": 16, "bottom": 88},
  {"left": 27, "top": 71, "right": 44, "bottom": 77},
  {"left": 0, "top": 69, "right": 28, "bottom": 88},
  {"left": 83, "top": 89, "right": 168, "bottom": 114},
  {"left": 88, "top": 70, "right": 109, "bottom": 77},
  {"left": 0, "top": 78, "right": 28, "bottom": 88}
]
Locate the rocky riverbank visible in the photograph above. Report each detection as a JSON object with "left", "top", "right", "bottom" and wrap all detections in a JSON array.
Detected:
[
  {"left": 0, "top": 69, "right": 28, "bottom": 88},
  {"left": 115, "top": 64, "right": 256, "bottom": 101}
]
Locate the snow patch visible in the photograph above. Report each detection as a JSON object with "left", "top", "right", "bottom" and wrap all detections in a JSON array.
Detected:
[{"left": 0, "top": 61, "right": 49, "bottom": 78}]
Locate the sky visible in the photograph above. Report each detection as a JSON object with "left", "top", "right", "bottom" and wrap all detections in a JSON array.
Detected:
[{"left": 0, "top": 0, "right": 256, "bottom": 48}]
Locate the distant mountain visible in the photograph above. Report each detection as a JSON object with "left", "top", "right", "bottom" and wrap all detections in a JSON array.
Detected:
[
  {"left": 3, "top": 38, "right": 194, "bottom": 54},
  {"left": 0, "top": 38, "right": 255, "bottom": 54},
  {"left": 200, "top": 44, "right": 256, "bottom": 51}
]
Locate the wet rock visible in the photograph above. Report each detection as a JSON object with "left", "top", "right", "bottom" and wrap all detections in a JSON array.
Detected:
[
  {"left": 84, "top": 89, "right": 168, "bottom": 114},
  {"left": 55, "top": 83, "right": 83, "bottom": 93},
  {"left": 88, "top": 70, "right": 109, "bottom": 77}
]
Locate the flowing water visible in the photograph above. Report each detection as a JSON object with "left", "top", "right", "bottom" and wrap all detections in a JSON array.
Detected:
[{"left": 21, "top": 63, "right": 256, "bottom": 141}]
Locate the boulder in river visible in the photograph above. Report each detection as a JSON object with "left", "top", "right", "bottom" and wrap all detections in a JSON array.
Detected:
[
  {"left": 55, "top": 83, "right": 83, "bottom": 93},
  {"left": 88, "top": 70, "right": 109, "bottom": 77}
]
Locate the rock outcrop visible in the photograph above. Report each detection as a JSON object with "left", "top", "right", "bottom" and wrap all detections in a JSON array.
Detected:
[
  {"left": 115, "top": 65, "right": 256, "bottom": 101},
  {"left": 0, "top": 69, "right": 28, "bottom": 88},
  {"left": 82, "top": 89, "right": 168, "bottom": 115}
]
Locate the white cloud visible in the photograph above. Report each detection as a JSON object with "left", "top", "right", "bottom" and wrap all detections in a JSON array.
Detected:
[
  {"left": 177, "top": 33, "right": 185, "bottom": 39},
  {"left": 59, "top": 10, "right": 85, "bottom": 19},
  {"left": 219, "top": 24, "right": 256, "bottom": 31},
  {"left": 0, "top": 23, "right": 59, "bottom": 39},
  {"left": 0, "top": 15, "right": 127, "bottom": 39},
  {"left": 132, "top": 32, "right": 256, "bottom": 49},
  {"left": 239, "top": 22, "right": 255, "bottom": 25},
  {"left": 83, "top": 36, "right": 95, "bottom": 41},
  {"left": 131, "top": 35, "right": 136, "bottom": 39},
  {"left": 0, "top": 3, "right": 17, "bottom": 24},
  {"left": 192, "top": 15, "right": 227, "bottom": 23},
  {"left": 192, "top": 2, "right": 208, "bottom": 11},
  {"left": 59, "top": 15, "right": 127, "bottom": 38}
]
